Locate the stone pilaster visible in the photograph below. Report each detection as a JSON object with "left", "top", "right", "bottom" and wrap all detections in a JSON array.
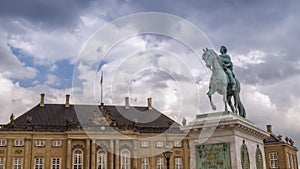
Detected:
[
  {"left": 183, "top": 139, "right": 190, "bottom": 169},
  {"left": 110, "top": 140, "right": 114, "bottom": 169},
  {"left": 24, "top": 139, "right": 31, "bottom": 169},
  {"left": 6, "top": 139, "right": 12, "bottom": 168},
  {"left": 66, "top": 139, "right": 72, "bottom": 169},
  {"left": 133, "top": 140, "right": 138, "bottom": 169},
  {"left": 115, "top": 140, "right": 120, "bottom": 169},
  {"left": 91, "top": 141, "right": 96, "bottom": 169},
  {"left": 85, "top": 139, "right": 90, "bottom": 169}
]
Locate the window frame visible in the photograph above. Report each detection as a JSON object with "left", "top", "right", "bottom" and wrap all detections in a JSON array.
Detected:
[
  {"left": 269, "top": 152, "right": 279, "bottom": 169},
  {"left": 0, "top": 140, "right": 7, "bottom": 147},
  {"left": 156, "top": 157, "right": 164, "bottom": 169},
  {"left": 34, "top": 157, "right": 44, "bottom": 169},
  {"left": 51, "top": 157, "right": 60, "bottom": 169},
  {"left": 13, "top": 157, "right": 23, "bottom": 169},
  {"left": 0, "top": 157, "right": 5, "bottom": 169},
  {"left": 155, "top": 141, "right": 164, "bottom": 148},
  {"left": 97, "top": 149, "right": 107, "bottom": 169},
  {"left": 14, "top": 139, "right": 24, "bottom": 147},
  {"left": 52, "top": 140, "right": 61, "bottom": 147},
  {"left": 73, "top": 149, "right": 83, "bottom": 169},
  {"left": 175, "top": 157, "right": 183, "bottom": 169},
  {"left": 35, "top": 140, "right": 45, "bottom": 147},
  {"left": 141, "top": 157, "right": 150, "bottom": 169},
  {"left": 174, "top": 140, "right": 182, "bottom": 148},
  {"left": 141, "top": 141, "right": 149, "bottom": 148},
  {"left": 120, "top": 149, "right": 130, "bottom": 169}
]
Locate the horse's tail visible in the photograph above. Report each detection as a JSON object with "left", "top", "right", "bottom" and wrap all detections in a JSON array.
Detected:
[
  {"left": 234, "top": 79, "right": 246, "bottom": 118},
  {"left": 237, "top": 100, "right": 246, "bottom": 118}
]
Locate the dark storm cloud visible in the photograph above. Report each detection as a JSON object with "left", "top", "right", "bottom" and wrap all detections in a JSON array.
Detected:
[
  {"left": 235, "top": 55, "right": 300, "bottom": 85},
  {"left": 0, "top": 0, "right": 93, "bottom": 29}
]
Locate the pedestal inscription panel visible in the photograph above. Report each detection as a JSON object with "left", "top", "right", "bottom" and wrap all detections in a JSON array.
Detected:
[{"left": 195, "top": 142, "right": 231, "bottom": 169}]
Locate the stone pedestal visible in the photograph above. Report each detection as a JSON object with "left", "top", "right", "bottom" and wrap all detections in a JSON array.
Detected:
[{"left": 183, "top": 112, "right": 269, "bottom": 169}]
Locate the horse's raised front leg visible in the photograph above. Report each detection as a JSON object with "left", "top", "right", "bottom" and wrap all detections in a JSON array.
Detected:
[{"left": 207, "top": 87, "right": 216, "bottom": 110}]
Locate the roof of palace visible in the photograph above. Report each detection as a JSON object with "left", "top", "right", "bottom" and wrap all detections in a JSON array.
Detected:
[
  {"left": 0, "top": 103, "right": 182, "bottom": 133},
  {"left": 264, "top": 133, "right": 297, "bottom": 149}
]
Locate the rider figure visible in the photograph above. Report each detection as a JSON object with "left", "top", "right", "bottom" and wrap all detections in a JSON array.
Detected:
[{"left": 219, "top": 46, "right": 236, "bottom": 90}]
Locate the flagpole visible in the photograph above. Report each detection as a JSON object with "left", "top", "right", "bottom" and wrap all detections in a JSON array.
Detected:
[{"left": 100, "top": 71, "right": 103, "bottom": 104}]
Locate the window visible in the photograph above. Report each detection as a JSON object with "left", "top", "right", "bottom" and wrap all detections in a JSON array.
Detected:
[
  {"left": 141, "top": 157, "right": 150, "bottom": 169},
  {"left": 0, "top": 157, "right": 5, "bottom": 169},
  {"left": 97, "top": 149, "right": 107, "bottom": 169},
  {"left": 35, "top": 140, "right": 45, "bottom": 147},
  {"left": 13, "top": 158, "right": 22, "bottom": 169},
  {"left": 0, "top": 140, "right": 6, "bottom": 147},
  {"left": 156, "top": 157, "right": 164, "bottom": 169},
  {"left": 34, "top": 157, "right": 44, "bottom": 169},
  {"left": 121, "top": 149, "right": 130, "bottom": 169},
  {"left": 175, "top": 157, "right": 183, "bottom": 169},
  {"left": 52, "top": 157, "right": 60, "bottom": 169},
  {"left": 141, "top": 141, "right": 149, "bottom": 148},
  {"left": 269, "top": 152, "right": 279, "bottom": 169},
  {"left": 14, "top": 139, "right": 24, "bottom": 147},
  {"left": 174, "top": 140, "right": 182, "bottom": 148},
  {"left": 155, "top": 141, "right": 164, "bottom": 148},
  {"left": 255, "top": 146, "right": 263, "bottom": 169},
  {"left": 73, "top": 149, "right": 83, "bottom": 169},
  {"left": 52, "top": 140, "right": 61, "bottom": 147}
]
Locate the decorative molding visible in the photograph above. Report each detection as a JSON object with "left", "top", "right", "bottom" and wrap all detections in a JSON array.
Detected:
[{"left": 15, "top": 149, "right": 23, "bottom": 154}]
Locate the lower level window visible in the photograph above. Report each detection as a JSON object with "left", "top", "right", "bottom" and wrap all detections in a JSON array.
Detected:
[
  {"left": 13, "top": 158, "right": 22, "bottom": 169},
  {"left": 141, "top": 157, "right": 150, "bottom": 169},
  {"left": 156, "top": 157, "right": 164, "bottom": 169},
  {"left": 0, "top": 157, "right": 5, "bottom": 169},
  {"left": 175, "top": 157, "right": 183, "bottom": 169},
  {"left": 73, "top": 149, "right": 83, "bottom": 169},
  {"left": 269, "top": 152, "right": 279, "bottom": 169},
  {"left": 121, "top": 149, "right": 130, "bottom": 169},
  {"left": 35, "top": 157, "right": 44, "bottom": 169},
  {"left": 52, "top": 157, "right": 60, "bottom": 169}
]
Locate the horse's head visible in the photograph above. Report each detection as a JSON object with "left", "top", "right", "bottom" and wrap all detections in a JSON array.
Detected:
[{"left": 202, "top": 48, "right": 214, "bottom": 69}]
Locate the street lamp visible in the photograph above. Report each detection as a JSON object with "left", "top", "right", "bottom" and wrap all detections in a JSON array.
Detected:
[{"left": 163, "top": 145, "right": 173, "bottom": 169}]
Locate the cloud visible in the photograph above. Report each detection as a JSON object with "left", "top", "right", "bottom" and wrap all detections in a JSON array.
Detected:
[
  {"left": 0, "top": 41, "right": 37, "bottom": 79},
  {"left": 0, "top": 0, "right": 93, "bottom": 29},
  {"left": 0, "top": 73, "right": 71, "bottom": 124}
]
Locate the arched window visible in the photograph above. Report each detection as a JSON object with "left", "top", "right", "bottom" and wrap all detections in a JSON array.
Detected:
[
  {"left": 256, "top": 145, "right": 263, "bottom": 169},
  {"left": 73, "top": 149, "right": 83, "bottom": 169},
  {"left": 121, "top": 149, "right": 130, "bottom": 169},
  {"left": 241, "top": 140, "right": 250, "bottom": 169},
  {"left": 97, "top": 149, "right": 107, "bottom": 169}
]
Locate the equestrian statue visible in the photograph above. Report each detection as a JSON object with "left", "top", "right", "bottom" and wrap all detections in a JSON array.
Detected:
[{"left": 202, "top": 46, "right": 246, "bottom": 118}]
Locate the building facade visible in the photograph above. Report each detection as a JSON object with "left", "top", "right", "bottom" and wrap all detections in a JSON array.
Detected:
[
  {"left": 0, "top": 94, "right": 189, "bottom": 169},
  {"left": 264, "top": 125, "right": 298, "bottom": 169}
]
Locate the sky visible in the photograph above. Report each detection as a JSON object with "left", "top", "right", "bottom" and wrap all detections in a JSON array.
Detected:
[{"left": 0, "top": 0, "right": 300, "bottom": 161}]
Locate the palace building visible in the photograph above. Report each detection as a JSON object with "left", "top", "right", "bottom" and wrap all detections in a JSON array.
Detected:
[
  {"left": 0, "top": 94, "right": 190, "bottom": 169},
  {"left": 0, "top": 94, "right": 299, "bottom": 169},
  {"left": 264, "top": 125, "right": 298, "bottom": 169}
]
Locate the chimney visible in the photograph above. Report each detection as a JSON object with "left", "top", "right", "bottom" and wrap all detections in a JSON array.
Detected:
[
  {"left": 125, "top": 97, "right": 129, "bottom": 109},
  {"left": 266, "top": 124, "right": 272, "bottom": 133},
  {"left": 147, "top": 97, "right": 152, "bottom": 110},
  {"left": 40, "top": 93, "right": 45, "bottom": 107},
  {"left": 65, "top": 94, "right": 70, "bottom": 107}
]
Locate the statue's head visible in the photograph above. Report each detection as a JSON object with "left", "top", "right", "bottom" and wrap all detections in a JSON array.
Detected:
[{"left": 220, "top": 46, "right": 227, "bottom": 54}]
